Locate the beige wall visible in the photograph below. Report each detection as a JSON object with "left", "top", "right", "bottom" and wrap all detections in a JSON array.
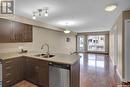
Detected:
[
  {"left": 0, "top": 26, "right": 76, "bottom": 54},
  {"left": 109, "top": 14, "right": 123, "bottom": 79},
  {"left": 109, "top": 11, "right": 130, "bottom": 80}
]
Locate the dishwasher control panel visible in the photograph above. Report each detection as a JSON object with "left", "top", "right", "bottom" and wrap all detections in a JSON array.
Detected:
[{"left": 49, "top": 62, "right": 70, "bottom": 70}]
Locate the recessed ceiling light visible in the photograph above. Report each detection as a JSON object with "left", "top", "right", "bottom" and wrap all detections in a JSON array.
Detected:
[{"left": 105, "top": 4, "right": 117, "bottom": 12}]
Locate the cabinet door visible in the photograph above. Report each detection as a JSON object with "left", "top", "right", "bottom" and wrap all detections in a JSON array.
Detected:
[
  {"left": 25, "top": 58, "right": 39, "bottom": 85},
  {"left": 0, "top": 18, "right": 12, "bottom": 43},
  {"left": 12, "top": 21, "right": 25, "bottom": 42},
  {"left": 37, "top": 61, "right": 49, "bottom": 87},
  {"left": 0, "top": 18, "right": 32, "bottom": 43},
  {"left": 16, "top": 57, "right": 25, "bottom": 82},
  {"left": 25, "top": 58, "right": 49, "bottom": 87},
  {"left": 23, "top": 24, "right": 33, "bottom": 42}
]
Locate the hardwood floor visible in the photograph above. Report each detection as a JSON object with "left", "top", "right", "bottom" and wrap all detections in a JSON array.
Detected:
[
  {"left": 12, "top": 53, "right": 122, "bottom": 87},
  {"left": 12, "top": 80, "right": 38, "bottom": 87},
  {"left": 79, "top": 53, "right": 121, "bottom": 87}
]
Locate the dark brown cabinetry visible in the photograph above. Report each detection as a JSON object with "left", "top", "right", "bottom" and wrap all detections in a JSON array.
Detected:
[
  {"left": 0, "top": 18, "right": 12, "bottom": 43},
  {"left": 25, "top": 58, "right": 49, "bottom": 87},
  {"left": 2, "top": 57, "right": 49, "bottom": 87},
  {"left": 2, "top": 57, "right": 80, "bottom": 87},
  {"left": 0, "top": 18, "right": 32, "bottom": 43},
  {"left": 2, "top": 57, "right": 25, "bottom": 87}
]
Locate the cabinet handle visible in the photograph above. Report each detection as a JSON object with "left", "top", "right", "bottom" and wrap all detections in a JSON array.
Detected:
[
  {"left": 6, "top": 80, "right": 11, "bottom": 83},
  {"left": 5, "top": 61, "right": 12, "bottom": 64},
  {"left": 6, "top": 73, "right": 11, "bottom": 76},
  {"left": 5, "top": 66, "right": 12, "bottom": 69}
]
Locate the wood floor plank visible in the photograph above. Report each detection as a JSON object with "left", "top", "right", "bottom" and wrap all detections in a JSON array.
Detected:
[
  {"left": 79, "top": 53, "right": 121, "bottom": 87},
  {"left": 12, "top": 80, "right": 38, "bottom": 87}
]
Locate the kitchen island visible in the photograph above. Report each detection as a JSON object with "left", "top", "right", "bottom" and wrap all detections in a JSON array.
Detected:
[{"left": 0, "top": 51, "right": 80, "bottom": 87}]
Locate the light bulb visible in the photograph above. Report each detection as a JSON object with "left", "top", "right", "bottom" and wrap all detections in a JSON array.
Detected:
[
  {"left": 45, "top": 13, "right": 48, "bottom": 17},
  {"left": 45, "top": 10, "right": 48, "bottom": 17},
  {"left": 64, "top": 30, "right": 71, "bottom": 34},
  {"left": 32, "top": 15, "right": 36, "bottom": 20},
  {"left": 105, "top": 4, "right": 117, "bottom": 12}
]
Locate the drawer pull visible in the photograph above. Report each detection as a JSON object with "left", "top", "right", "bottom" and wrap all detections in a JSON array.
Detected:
[
  {"left": 6, "top": 73, "right": 11, "bottom": 76},
  {"left": 5, "top": 66, "right": 12, "bottom": 69},
  {"left": 6, "top": 80, "right": 11, "bottom": 83},
  {"left": 5, "top": 61, "right": 12, "bottom": 64}
]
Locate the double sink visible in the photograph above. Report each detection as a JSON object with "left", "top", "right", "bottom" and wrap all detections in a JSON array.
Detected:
[{"left": 35, "top": 54, "right": 55, "bottom": 58}]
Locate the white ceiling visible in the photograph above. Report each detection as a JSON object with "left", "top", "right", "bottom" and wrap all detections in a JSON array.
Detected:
[{"left": 15, "top": 0, "right": 130, "bottom": 32}]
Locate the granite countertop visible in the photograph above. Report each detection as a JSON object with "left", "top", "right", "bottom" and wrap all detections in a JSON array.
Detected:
[{"left": 0, "top": 51, "right": 80, "bottom": 65}]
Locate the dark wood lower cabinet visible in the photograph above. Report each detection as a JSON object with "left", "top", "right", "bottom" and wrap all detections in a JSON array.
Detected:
[
  {"left": 2, "top": 57, "right": 80, "bottom": 87},
  {"left": 70, "top": 60, "right": 80, "bottom": 87},
  {"left": 25, "top": 58, "right": 49, "bottom": 87},
  {"left": 2, "top": 57, "right": 49, "bottom": 87},
  {"left": 2, "top": 57, "right": 25, "bottom": 87}
]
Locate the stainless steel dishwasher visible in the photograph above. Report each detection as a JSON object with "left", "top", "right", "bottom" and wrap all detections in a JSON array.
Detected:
[{"left": 49, "top": 62, "right": 70, "bottom": 87}]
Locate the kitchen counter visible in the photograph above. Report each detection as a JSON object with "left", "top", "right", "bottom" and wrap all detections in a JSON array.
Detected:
[{"left": 0, "top": 51, "right": 80, "bottom": 65}]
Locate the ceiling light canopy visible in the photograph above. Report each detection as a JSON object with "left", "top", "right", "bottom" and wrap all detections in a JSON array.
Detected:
[
  {"left": 58, "top": 21, "right": 75, "bottom": 26},
  {"left": 105, "top": 4, "right": 117, "bottom": 12}
]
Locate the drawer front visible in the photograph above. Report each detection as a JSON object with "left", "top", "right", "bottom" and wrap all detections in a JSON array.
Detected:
[
  {"left": 2, "top": 58, "right": 24, "bottom": 87},
  {"left": 3, "top": 58, "right": 17, "bottom": 66},
  {"left": 3, "top": 78, "right": 16, "bottom": 87},
  {"left": 35, "top": 59, "right": 48, "bottom": 68}
]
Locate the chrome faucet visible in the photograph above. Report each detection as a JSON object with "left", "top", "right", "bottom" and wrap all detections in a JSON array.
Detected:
[{"left": 41, "top": 43, "right": 50, "bottom": 56}]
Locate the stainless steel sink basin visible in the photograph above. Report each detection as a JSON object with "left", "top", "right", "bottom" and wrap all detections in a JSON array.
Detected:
[{"left": 34, "top": 54, "right": 55, "bottom": 58}]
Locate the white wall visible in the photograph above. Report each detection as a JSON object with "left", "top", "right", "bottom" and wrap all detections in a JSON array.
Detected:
[{"left": 0, "top": 26, "right": 76, "bottom": 54}]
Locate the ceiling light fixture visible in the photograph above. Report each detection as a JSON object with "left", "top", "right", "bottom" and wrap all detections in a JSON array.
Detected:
[
  {"left": 32, "top": 7, "right": 49, "bottom": 19},
  {"left": 44, "top": 8, "right": 48, "bottom": 17},
  {"left": 38, "top": 9, "right": 43, "bottom": 16},
  {"left": 105, "top": 4, "right": 117, "bottom": 12},
  {"left": 64, "top": 22, "right": 71, "bottom": 34},
  {"left": 45, "top": 10, "right": 48, "bottom": 17},
  {"left": 64, "top": 30, "right": 71, "bottom": 34},
  {"left": 32, "top": 12, "right": 36, "bottom": 20}
]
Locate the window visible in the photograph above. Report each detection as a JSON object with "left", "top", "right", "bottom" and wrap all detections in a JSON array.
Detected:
[{"left": 87, "top": 35, "right": 105, "bottom": 52}]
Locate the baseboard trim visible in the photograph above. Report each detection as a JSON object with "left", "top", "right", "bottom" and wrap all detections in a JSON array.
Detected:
[
  {"left": 109, "top": 56, "right": 123, "bottom": 82},
  {"left": 109, "top": 56, "right": 115, "bottom": 67},
  {"left": 116, "top": 69, "right": 123, "bottom": 82}
]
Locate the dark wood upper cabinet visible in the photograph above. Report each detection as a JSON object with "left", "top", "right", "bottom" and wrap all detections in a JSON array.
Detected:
[
  {"left": 23, "top": 24, "right": 32, "bottom": 42},
  {"left": 0, "top": 18, "right": 32, "bottom": 43},
  {"left": 0, "top": 18, "right": 12, "bottom": 43}
]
